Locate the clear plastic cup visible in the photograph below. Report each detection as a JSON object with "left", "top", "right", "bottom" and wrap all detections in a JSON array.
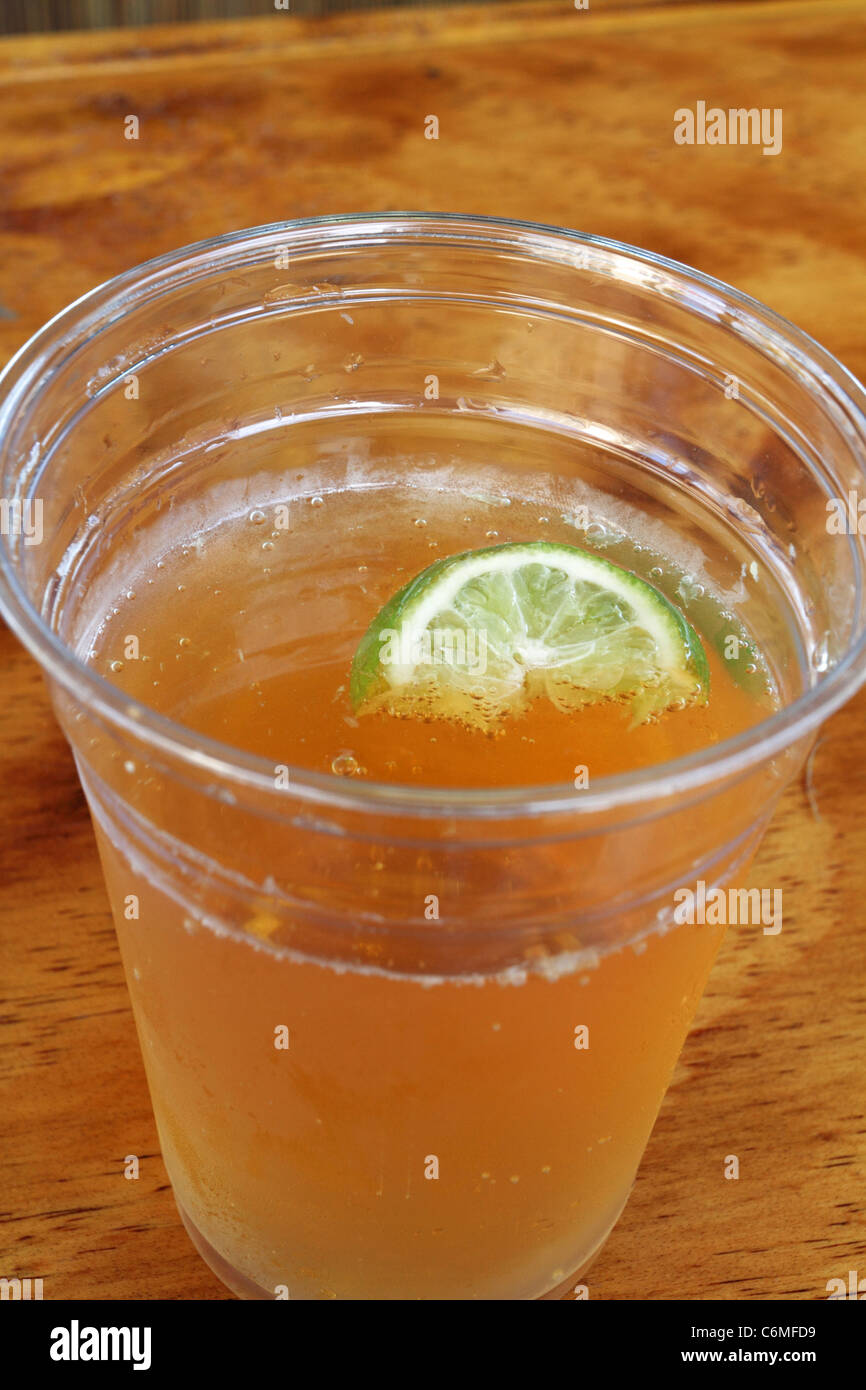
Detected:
[{"left": 2, "top": 215, "right": 865, "bottom": 1300}]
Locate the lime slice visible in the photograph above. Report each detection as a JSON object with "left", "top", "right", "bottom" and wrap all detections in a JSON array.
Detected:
[{"left": 350, "top": 541, "right": 709, "bottom": 727}]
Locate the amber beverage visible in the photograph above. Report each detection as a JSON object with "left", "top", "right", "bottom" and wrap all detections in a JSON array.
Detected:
[{"left": 83, "top": 482, "right": 767, "bottom": 1299}]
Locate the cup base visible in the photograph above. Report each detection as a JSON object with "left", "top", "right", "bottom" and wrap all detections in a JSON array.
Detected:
[{"left": 176, "top": 1196, "right": 624, "bottom": 1301}]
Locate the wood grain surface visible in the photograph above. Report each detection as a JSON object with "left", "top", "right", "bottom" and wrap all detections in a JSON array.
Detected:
[{"left": 1, "top": 0, "right": 864, "bottom": 1301}]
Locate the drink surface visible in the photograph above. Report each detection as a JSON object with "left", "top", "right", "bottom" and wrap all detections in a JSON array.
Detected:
[{"left": 85, "top": 482, "right": 775, "bottom": 788}]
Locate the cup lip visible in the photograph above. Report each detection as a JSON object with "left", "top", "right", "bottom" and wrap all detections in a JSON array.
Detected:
[{"left": 1, "top": 210, "right": 865, "bottom": 819}]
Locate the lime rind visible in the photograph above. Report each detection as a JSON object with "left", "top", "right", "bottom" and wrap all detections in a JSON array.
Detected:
[{"left": 350, "top": 541, "right": 709, "bottom": 728}]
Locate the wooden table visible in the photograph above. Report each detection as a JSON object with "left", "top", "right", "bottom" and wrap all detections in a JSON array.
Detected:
[{"left": 1, "top": 0, "right": 864, "bottom": 1301}]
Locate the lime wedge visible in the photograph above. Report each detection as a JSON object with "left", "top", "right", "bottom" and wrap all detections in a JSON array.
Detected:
[{"left": 350, "top": 541, "right": 709, "bottom": 727}]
